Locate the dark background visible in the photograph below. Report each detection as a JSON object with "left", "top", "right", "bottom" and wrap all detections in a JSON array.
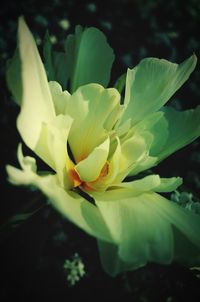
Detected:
[{"left": 1, "top": 0, "right": 200, "bottom": 301}]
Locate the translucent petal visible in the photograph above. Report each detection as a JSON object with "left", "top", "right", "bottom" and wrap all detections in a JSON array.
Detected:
[
  {"left": 95, "top": 192, "right": 174, "bottom": 275},
  {"left": 93, "top": 175, "right": 182, "bottom": 198},
  {"left": 17, "top": 18, "right": 55, "bottom": 153},
  {"left": 155, "top": 177, "right": 183, "bottom": 192},
  {"left": 45, "top": 114, "right": 74, "bottom": 189},
  {"left": 66, "top": 83, "right": 120, "bottom": 162},
  {"left": 114, "top": 132, "right": 152, "bottom": 182},
  {"left": 6, "top": 148, "right": 112, "bottom": 243},
  {"left": 88, "top": 137, "right": 121, "bottom": 191},
  {"left": 133, "top": 111, "right": 169, "bottom": 156},
  {"left": 121, "top": 55, "right": 197, "bottom": 125},
  {"left": 75, "top": 137, "right": 110, "bottom": 182},
  {"left": 157, "top": 105, "right": 200, "bottom": 161},
  {"left": 129, "top": 105, "right": 200, "bottom": 173},
  {"left": 95, "top": 190, "right": 200, "bottom": 275},
  {"left": 148, "top": 193, "right": 200, "bottom": 251},
  {"left": 49, "top": 81, "right": 70, "bottom": 115}
]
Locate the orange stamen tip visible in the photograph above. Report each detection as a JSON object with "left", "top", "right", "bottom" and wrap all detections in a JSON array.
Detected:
[
  {"left": 69, "top": 169, "right": 82, "bottom": 187},
  {"left": 81, "top": 182, "right": 94, "bottom": 191}
]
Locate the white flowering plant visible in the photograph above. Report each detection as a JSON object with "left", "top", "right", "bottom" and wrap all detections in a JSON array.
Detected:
[{"left": 6, "top": 17, "right": 200, "bottom": 276}]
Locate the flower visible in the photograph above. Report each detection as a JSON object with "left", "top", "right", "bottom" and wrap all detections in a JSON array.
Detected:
[
  {"left": 63, "top": 253, "right": 85, "bottom": 286},
  {"left": 6, "top": 17, "right": 200, "bottom": 276}
]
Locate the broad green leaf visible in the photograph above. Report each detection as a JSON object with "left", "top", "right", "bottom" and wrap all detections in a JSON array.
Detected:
[
  {"left": 53, "top": 51, "right": 70, "bottom": 88},
  {"left": 43, "top": 32, "right": 70, "bottom": 89},
  {"left": 121, "top": 54, "right": 197, "bottom": 125},
  {"left": 17, "top": 17, "right": 56, "bottom": 154},
  {"left": 6, "top": 47, "right": 22, "bottom": 105},
  {"left": 64, "top": 25, "right": 115, "bottom": 92},
  {"left": 43, "top": 31, "right": 55, "bottom": 81}
]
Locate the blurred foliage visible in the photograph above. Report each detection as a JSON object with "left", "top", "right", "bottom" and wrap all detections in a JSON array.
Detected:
[{"left": 1, "top": 0, "right": 200, "bottom": 301}]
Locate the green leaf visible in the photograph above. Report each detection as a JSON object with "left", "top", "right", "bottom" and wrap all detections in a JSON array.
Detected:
[
  {"left": 121, "top": 54, "right": 197, "bottom": 125},
  {"left": 64, "top": 25, "right": 115, "bottom": 92},
  {"left": 0, "top": 213, "right": 34, "bottom": 231},
  {"left": 43, "top": 32, "right": 70, "bottom": 89},
  {"left": 43, "top": 31, "right": 55, "bottom": 81},
  {"left": 114, "top": 73, "right": 126, "bottom": 94},
  {"left": 53, "top": 51, "right": 70, "bottom": 88},
  {"left": 6, "top": 47, "right": 22, "bottom": 105}
]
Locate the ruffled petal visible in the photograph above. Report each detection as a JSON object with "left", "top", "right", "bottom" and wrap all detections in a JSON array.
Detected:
[
  {"left": 66, "top": 83, "right": 120, "bottom": 162},
  {"left": 49, "top": 81, "right": 71, "bottom": 115},
  {"left": 75, "top": 137, "right": 110, "bottom": 182},
  {"left": 6, "top": 146, "right": 112, "bottom": 243},
  {"left": 157, "top": 105, "right": 200, "bottom": 162},
  {"left": 121, "top": 55, "right": 197, "bottom": 125},
  {"left": 95, "top": 190, "right": 200, "bottom": 276}
]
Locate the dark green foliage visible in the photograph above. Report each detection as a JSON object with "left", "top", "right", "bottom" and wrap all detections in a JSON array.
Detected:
[{"left": 6, "top": 47, "right": 22, "bottom": 105}]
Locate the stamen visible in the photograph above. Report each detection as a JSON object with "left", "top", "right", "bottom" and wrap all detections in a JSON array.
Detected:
[{"left": 69, "top": 169, "right": 82, "bottom": 187}]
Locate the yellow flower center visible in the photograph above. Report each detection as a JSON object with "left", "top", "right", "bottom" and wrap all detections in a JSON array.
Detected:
[{"left": 69, "top": 162, "right": 109, "bottom": 192}]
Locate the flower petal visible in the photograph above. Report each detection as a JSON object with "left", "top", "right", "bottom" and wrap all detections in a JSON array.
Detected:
[
  {"left": 6, "top": 147, "right": 112, "bottom": 243},
  {"left": 49, "top": 81, "right": 71, "bottom": 115},
  {"left": 133, "top": 111, "right": 168, "bottom": 156},
  {"left": 17, "top": 17, "right": 55, "bottom": 153},
  {"left": 121, "top": 55, "right": 197, "bottom": 125},
  {"left": 75, "top": 137, "right": 110, "bottom": 182},
  {"left": 155, "top": 177, "right": 183, "bottom": 192},
  {"left": 150, "top": 193, "right": 200, "bottom": 248},
  {"left": 89, "top": 137, "right": 121, "bottom": 191},
  {"left": 95, "top": 190, "right": 200, "bottom": 275},
  {"left": 66, "top": 83, "right": 120, "bottom": 162},
  {"left": 157, "top": 105, "right": 200, "bottom": 162},
  {"left": 114, "top": 132, "right": 152, "bottom": 182},
  {"left": 95, "top": 191, "right": 174, "bottom": 275},
  {"left": 113, "top": 175, "right": 182, "bottom": 193},
  {"left": 45, "top": 114, "right": 74, "bottom": 189}
]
